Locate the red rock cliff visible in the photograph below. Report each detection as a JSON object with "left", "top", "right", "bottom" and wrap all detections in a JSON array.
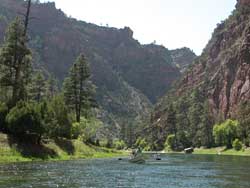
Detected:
[{"left": 153, "top": 0, "right": 250, "bottom": 124}]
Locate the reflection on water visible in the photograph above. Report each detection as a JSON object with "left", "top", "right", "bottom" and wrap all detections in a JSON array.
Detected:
[{"left": 0, "top": 154, "right": 250, "bottom": 188}]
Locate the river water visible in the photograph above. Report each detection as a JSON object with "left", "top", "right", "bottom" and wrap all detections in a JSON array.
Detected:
[{"left": 0, "top": 154, "right": 250, "bottom": 188}]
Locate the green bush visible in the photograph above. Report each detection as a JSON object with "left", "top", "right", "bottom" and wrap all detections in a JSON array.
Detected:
[
  {"left": 233, "top": 139, "right": 243, "bottom": 151},
  {"left": 177, "top": 131, "right": 192, "bottom": 149},
  {"left": 114, "top": 140, "right": 126, "bottom": 150},
  {"left": 48, "top": 96, "right": 72, "bottom": 139},
  {"left": 243, "top": 138, "right": 250, "bottom": 147},
  {"left": 6, "top": 101, "right": 44, "bottom": 142},
  {"left": 38, "top": 101, "right": 57, "bottom": 138},
  {"left": 78, "top": 117, "right": 101, "bottom": 143},
  {"left": 213, "top": 119, "right": 240, "bottom": 148},
  {"left": 164, "top": 134, "right": 176, "bottom": 151},
  {"left": 135, "top": 137, "right": 150, "bottom": 151},
  {"left": 106, "top": 139, "right": 113, "bottom": 148},
  {"left": 71, "top": 122, "right": 81, "bottom": 139}
]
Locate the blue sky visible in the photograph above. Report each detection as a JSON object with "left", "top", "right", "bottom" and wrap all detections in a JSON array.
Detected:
[{"left": 40, "top": 0, "right": 236, "bottom": 55}]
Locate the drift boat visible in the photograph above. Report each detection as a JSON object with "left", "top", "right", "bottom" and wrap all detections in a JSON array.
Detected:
[{"left": 129, "top": 154, "right": 145, "bottom": 164}]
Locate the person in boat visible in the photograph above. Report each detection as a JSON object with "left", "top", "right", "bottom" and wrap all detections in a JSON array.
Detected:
[
  {"left": 154, "top": 153, "right": 161, "bottom": 160},
  {"left": 129, "top": 147, "right": 145, "bottom": 163},
  {"left": 131, "top": 147, "right": 142, "bottom": 158},
  {"left": 137, "top": 147, "right": 142, "bottom": 155},
  {"left": 131, "top": 149, "right": 136, "bottom": 157}
]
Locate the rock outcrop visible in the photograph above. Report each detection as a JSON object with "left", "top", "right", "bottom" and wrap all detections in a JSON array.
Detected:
[{"left": 170, "top": 47, "right": 196, "bottom": 73}]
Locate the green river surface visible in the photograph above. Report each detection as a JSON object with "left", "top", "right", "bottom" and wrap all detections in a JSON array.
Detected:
[{"left": 0, "top": 154, "right": 250, "bottom": 188}]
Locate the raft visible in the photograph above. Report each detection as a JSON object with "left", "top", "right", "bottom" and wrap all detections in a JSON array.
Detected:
[{"left": 129, "top": 155, "right": 145, "bottom": 164}]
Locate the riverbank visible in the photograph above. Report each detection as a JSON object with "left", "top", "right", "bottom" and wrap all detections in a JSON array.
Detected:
[
  {"left": 193, "top": 147, "right": 250, "bottom": 156},
  {"left": 157, "top": 147, "right": 250, "bottom": 156},
  {"left": 0, "top": 133, "right": 125, "bottom": 164}
]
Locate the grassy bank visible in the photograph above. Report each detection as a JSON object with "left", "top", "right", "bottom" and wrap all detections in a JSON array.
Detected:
[
  {"left": 193, "top": 147, "right": 250, "bottom": 156},
  {"left": 162, "top": 147, "right": 250, "bottom": 156},
  {"left": 0, "top": 133, "right": 126, "bottom": 164}
]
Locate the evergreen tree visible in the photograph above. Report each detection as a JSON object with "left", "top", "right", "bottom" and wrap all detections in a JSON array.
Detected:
[
  {"left": 237, "top": 101, "right": 250, "bottom": 146},
  {"left": 63, "top": 54, "right": 95, "bottom": 122},
  {"left": 166, "top": 104, "right": 177, "bottom": 136},
  {"left": 126, "top": 122, "right": 135, "bottom": 147},
  {"left": 46, "top": 75, "right": 58, "bottom": 98},
  {"left": 49, "top": 95, "right": 72, "bottom": 139},
  {"left": 175, "top": 96, "right": 191, "bottom": 148},
  {"left": 0, "top": 17, "right": 32, "bottom": 106},
  {"left": 29, "top": 71, "right": 46, "bottom": 102},
  {"left": 165, "top": 104, "right": 177, "bottom": 148},
  {"left": 120, "top": 123, "right": 127, "bottom": 142},
  {"left": 200, "top": 101, "right": 214, "bottom": 147},
  {"left": 187, "top": 89, "right": 205, "bottom": 147}
]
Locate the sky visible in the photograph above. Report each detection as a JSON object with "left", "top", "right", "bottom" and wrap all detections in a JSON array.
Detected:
[{"left": 40, "top": 0, "right": 236, "bottom": 55}]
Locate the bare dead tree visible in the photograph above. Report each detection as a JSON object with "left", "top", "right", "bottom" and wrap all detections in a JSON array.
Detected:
[{"left": 24, "top": 0, "right": 31, "bottom": 36}]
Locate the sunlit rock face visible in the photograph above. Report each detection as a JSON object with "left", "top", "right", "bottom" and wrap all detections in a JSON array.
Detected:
[{"left": 152, "top": 0, "right": 250, "bottom": 130}]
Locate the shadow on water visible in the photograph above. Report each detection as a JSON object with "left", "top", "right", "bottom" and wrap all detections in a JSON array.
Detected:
[
  {"left": 54, "top": 138, "right": 75, "bottom": 155},
  {"left": 7, "top": 135, "right": 58, "bottom": 160}
]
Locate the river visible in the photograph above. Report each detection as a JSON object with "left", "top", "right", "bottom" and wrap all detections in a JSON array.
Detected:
[{"left": 0, "top": 154, "right": 250, "bottom": 188}]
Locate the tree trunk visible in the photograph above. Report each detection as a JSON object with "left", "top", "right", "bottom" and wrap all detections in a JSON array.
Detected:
[{"left": 24, "top": 0, "right": 31, "bottom": 36}]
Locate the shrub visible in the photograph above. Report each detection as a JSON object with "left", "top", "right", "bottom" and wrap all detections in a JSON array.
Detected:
[
  {"left": 48, "top": 96, "right": 72, "bottom": 139},
  {"left": 213, "top": 119, "right": 240, "bottom": 148},
  {"left": 233, "top": 139, "right": 243, "bottom": 151},
  {"left": 106, "top": 139, "right": 113, "bottom": 148},
  {"left": 38, "top": 101, "right": 57, "bottom": 138},
  {"left": 164, "top": 134, "right": 176, "bottom": 151},
  {"left": 177, "top": 131, "right": 192, "bottom": 149},
  {"left": 213, "top": 124, "right": 226, "bottom": 146},
  {"left": 71, "top": 122, "right": 81, "bottom": 139},
  {"left": 135, "top": 137, "right": 150, "bottom": 151},
  {"left": 78, "top": 117, "right": 101, "bottom": 143},
  {"left": 6, "top": 101, "right": 44, "bottom": 143},
  {"left": 243, "top": 138, "right": 250, "bottom": 147},
  {"left": 114, "top": 140, "right": 126, "bottom": 150}
]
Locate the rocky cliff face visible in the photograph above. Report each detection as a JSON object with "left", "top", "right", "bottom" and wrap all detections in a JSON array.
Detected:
[
  {"left": 0, "top": 0, "right": 195, "bottom": 137},
  {"left": 170, "top": 47, "right": 196, "bottom": 73},
  {"left": 152, "top": 1, "right": 250, "bottom": 127},
  {"left": 177, "top": 4, "right": 250, "bottom": 119}
]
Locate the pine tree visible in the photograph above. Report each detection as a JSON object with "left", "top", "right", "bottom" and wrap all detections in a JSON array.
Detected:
[
  {"left": 187, "top": 88, "right": 205, "bottom": 147},
  {"left": 176, "top": 96, "right": 192, "bottom": 148},
  {"left": 46, "top": 75, "right": 58, "bottom": 98},
  {"left": 200, "top": 101, "right": 214, "bottom": 148},
  {"left": 165, "top": 103, "right": 177, "bottom": 148},
  {"left": 237, "top": 101, "right": 250, "bottom": 146},
  {"left": 126, "top": 122, "right": 135, "bottom": 147},
  {"left": 166, "top": 104, "right": 177, "bottom": 137},
  {"left": 63, "top": 54, "right": 95, "bottom": 122},
  {"left": 0, "top": 17, "right": 32, "bottom": 106},
  {"left": 29, "top": 71, "right": 46, "bottom": 102}
]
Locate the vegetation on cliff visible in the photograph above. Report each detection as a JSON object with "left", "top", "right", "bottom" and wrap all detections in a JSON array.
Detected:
[{"left": 170, "top": 47, "right": 197, "bottom": 73}]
